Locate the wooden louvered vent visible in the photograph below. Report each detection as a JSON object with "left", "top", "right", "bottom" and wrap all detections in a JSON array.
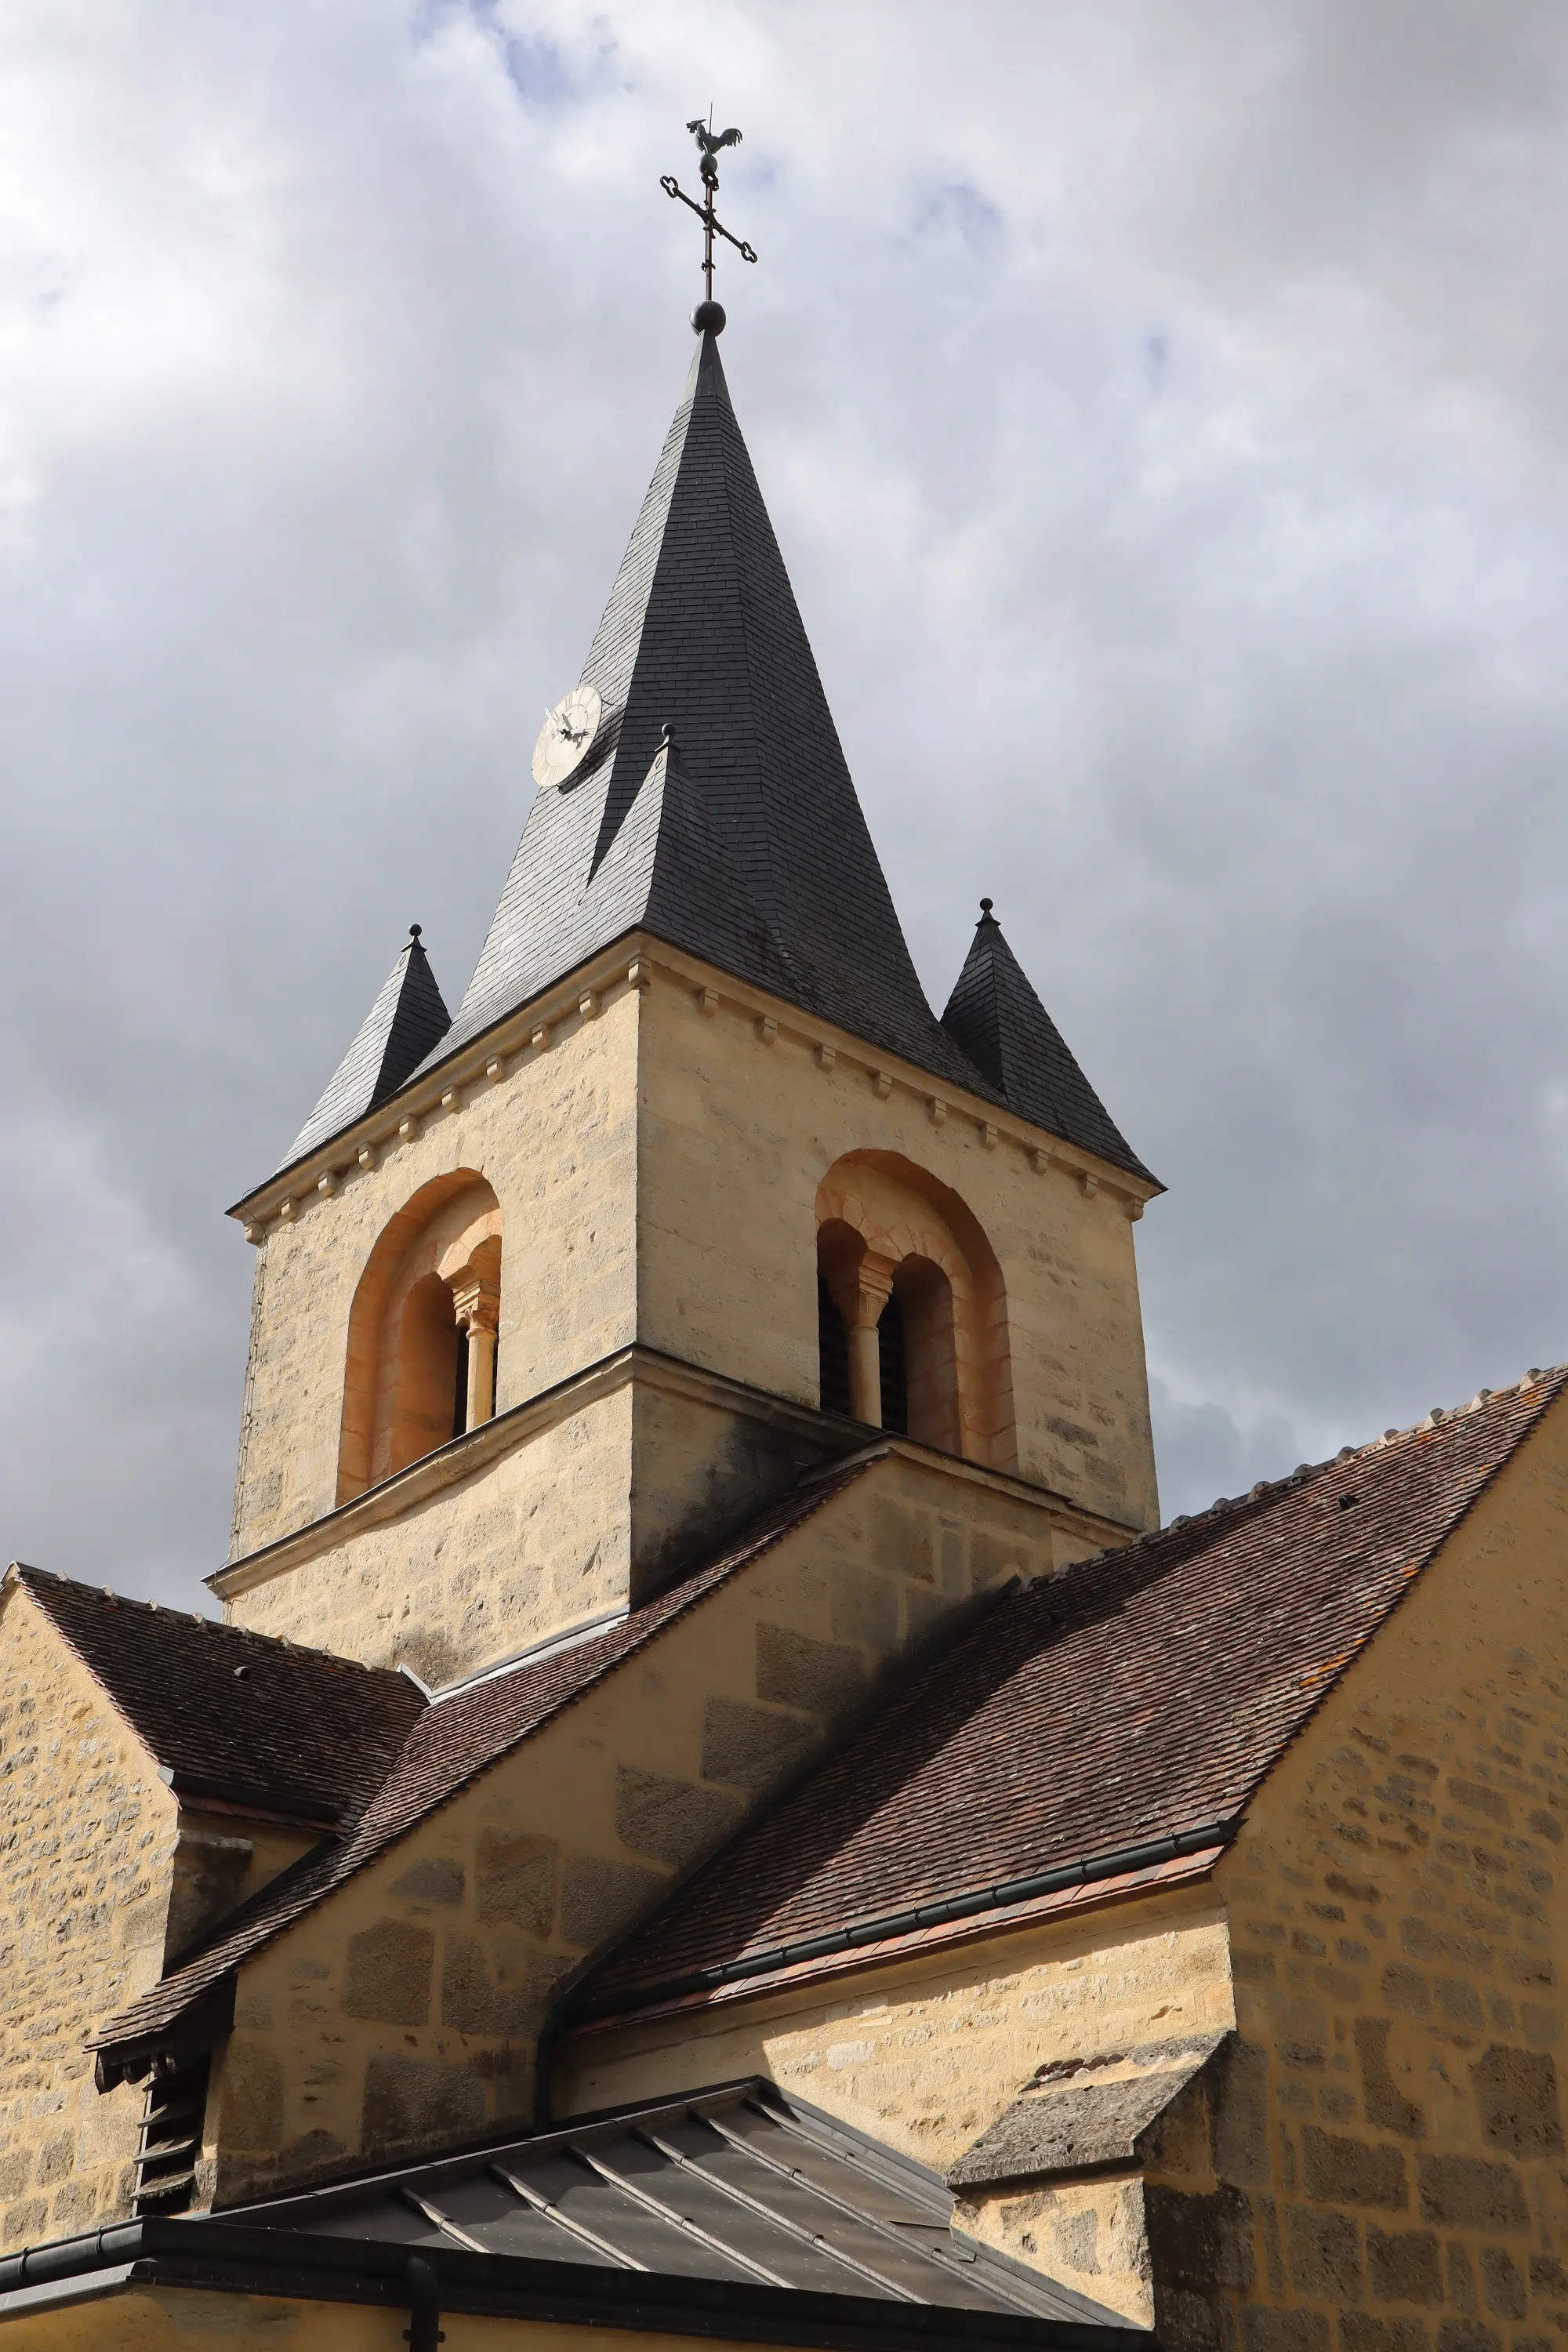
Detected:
[{"left": 132, "top": 2053, "right": 209, "bottom": 2215}]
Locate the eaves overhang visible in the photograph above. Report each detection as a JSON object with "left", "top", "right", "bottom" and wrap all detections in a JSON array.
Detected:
[
  {"left": 564, "top": 1820, "right": 1239, "bottom": 2033},
  {"left": 0, "top": 2219, "right": 1152, "bottom": 2351}
]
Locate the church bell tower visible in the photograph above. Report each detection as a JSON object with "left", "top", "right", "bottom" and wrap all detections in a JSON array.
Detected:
[{"left": 216, "top": 298, "right": 1161, "bottom": 1692}]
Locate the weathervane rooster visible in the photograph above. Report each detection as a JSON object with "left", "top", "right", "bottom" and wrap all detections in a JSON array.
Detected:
[
  {"left": 661, "top": 113, "right": 757, "bottom": 324},
  {"left": 687, "top": 118, "right": 742, "bottom": 189}
]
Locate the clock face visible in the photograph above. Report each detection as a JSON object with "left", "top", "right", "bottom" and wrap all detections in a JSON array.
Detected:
[{"left": 532, "top": 684, "right": 603, "bottom": 789}]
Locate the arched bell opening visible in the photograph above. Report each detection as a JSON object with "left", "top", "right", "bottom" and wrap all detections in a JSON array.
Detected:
[
  {"left": 337, "top": 1172, "right": 503, "bottom": 1503},
  {"left": 817, "top": 1275, "right": 851, "bottom": 1418},
  {"left": 889, "top": 1251, "right": 960, "bottom": 1453},
  {"left": 814, "top": 1152, "right": 1013, "bottom": 1469},
  {"left": 394, "top": 1272, "right": 466, "bottom": 1471}
]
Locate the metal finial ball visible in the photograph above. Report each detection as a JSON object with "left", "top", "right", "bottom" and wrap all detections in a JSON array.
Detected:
[
  {"left": 691, "top": 299, "right": 727, "bottom": 336},
  {"left": 979, "top": 898, "right": 994, "bottom": 916},
  {"left": 409, "top": 922, "right": 423, "bottom": 940}
]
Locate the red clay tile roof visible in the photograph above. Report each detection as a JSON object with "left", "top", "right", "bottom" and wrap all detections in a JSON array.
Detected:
[
  {"left": 582, "top": 1374, "right": 1567, "bottom": 2011},
  {"left": 90, "top": 1461, "right": 873, "bottom": 2061},
  {"left": 14, "top": 1570, "right": 424, "bottom": 1829}
]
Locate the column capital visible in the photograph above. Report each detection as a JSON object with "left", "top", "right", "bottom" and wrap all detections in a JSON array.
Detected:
[
  {"left": 828, "top": 1251, "right": 896, "bottom": 1331},
  {"left": 450, "top": 1274, "right": 499, "bottom": 1338}
]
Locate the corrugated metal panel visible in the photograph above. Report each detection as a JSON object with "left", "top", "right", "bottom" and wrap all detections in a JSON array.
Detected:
[{"left": 229, "top": 2079, "right": 1123, "bottom": 2327}]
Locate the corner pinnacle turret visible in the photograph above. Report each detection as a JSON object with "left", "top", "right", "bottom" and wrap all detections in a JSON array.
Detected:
[
  {"left": 940, "top": 899, "right": 1149, "bottom": 1178},
  {"left": 278, "top": 924, "right": 450, "bottom": 1173}
]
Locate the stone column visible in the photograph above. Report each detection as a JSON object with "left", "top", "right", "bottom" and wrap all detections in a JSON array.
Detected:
[
  {"left": 450, "top": 1276, "right": 499, "bottom": 1429},
  {"left": 831, "top": 1263, "right": 894, "bottom": 1428}
]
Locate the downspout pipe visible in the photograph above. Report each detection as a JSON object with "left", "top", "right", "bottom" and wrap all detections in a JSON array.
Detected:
[{"left": 404, "top": 2254, "right": 445, "bottom": 2350}]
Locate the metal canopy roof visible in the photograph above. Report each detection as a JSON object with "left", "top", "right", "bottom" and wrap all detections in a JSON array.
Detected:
[{"left": 227, "top": 2080, "right": 1130, "bottom": 2331}]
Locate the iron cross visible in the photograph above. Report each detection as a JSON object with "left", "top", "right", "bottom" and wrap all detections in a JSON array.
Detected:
[{"left": 661, "top": 113, "right": 757, "bottom": 310}]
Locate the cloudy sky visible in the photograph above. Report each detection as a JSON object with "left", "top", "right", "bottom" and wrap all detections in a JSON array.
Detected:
[{"left": 4, "top": 1, "right": 1567, "bottom": 1606}]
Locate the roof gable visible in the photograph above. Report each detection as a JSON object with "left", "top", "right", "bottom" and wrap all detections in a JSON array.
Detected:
[
  {"left": 90, "top": 1465, "right": 873, "bottom": 2066},
  {"left": 16, "top": 1570, "right": 425, "bottom": 1830},
  {"left": 583, "top": 1373, "right": 1567, "bottom": 2010}
]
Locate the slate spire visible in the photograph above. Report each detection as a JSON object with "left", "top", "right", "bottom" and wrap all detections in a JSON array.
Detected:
[
  {"left": 590, "top": 724, "right": 804, "bottom": 1004},
  {"left": 431, "top": 329, "right": 988, "bottom": 1093},
  {"left": 279, "top": 925, "right": 451, "bottom": 1172},
  {"left": 398, "top": 325, "right": 1149, "bottom": 1185},
  {"left": 940, "top": 901, "right": 1152, "bottom": 1181}
]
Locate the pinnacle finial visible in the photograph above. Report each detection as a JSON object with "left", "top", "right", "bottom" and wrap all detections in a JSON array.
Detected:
[
  {"left": 408, "top": 923, "right": 423, "bottom": 944},
  {"left": 979, "top": 898, "right": 995, "bottom": 920}
]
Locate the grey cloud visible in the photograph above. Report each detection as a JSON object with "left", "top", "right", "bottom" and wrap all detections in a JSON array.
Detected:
[{"left": 3, "top": 0, "right": 1567, "bottom": 1597}]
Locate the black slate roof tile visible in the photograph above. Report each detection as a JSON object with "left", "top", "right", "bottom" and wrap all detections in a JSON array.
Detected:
[
  {"left": 941, "top": 905, "right": 1151, "bottom": 1184},
  {"left": 393, "top": 332, "right": 1149, "bottom": 1181},
  {"left": 278, "top": 928, "right": 451, "bottom": 1174}
]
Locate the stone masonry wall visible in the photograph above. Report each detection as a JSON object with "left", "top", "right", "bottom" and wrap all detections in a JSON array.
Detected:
[
  {"left": 230, "top": 982, "right": 641, "bottom": 1565},
  {"left": 0, "top": 1583, "right": 176, "bottom": 2245},
  {"left": 231, "top": 940, "right": 1159, "bottom": 1601},
  {"left": 228, "top": 1382, "right": 638, "bottom": 1685},
  {"left": 1154, "top": 1406, "right": 1568, "bottom": 2352},
  {"left": 560, "top": 1883, "right": 1234, "bottom": 2169},
  {"left": 205, "top": 1450, "right": 1042, "bottom": 2204},
  {"left": 222, "top": 1365, "right": 1107, "bottom": 1689},
  {"left": 637, "top": 962, "right": 1160, "bottom": 1534}
]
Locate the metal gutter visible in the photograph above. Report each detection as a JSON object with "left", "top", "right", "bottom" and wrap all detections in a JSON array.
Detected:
[
  {"left": 0, "top": 2217, "right": 1151, "bottom": 2350},
  {"left": 568, "top": 1817, "right": 1241, "bottom": 2022}
]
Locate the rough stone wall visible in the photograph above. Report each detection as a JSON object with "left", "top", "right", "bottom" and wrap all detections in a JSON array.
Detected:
[
  {"left": 224, "top": 944, "right": 1154, "bottom": 1684},
  {"left": 1149, "top": 1404, "right": 1568, "bottom": 2352},
  {"left": 0, "top": 1584, "right": 175, "bottom": 2244},
  {"left": 622, "top": 1372, "right": 849, "bottom": 1610},
  {"left": 971, "top": 2160, "right": 1161, "bottom": 2326},
  {"left": 205, "top": 1452, "right": 1033, "bottom": 2204},
  {"left": 223, "top": 1367, "right": 1109, "bottom": 1687},
  {"left": 556, "top": 1886, "right": 1234, "bottom": 2217},
  {"left": 227, "top": 1381, "right": 639, "bottom": 1685},
  {"left": 165, "top": 1819, "right": 316, "bottom": 1968},
  {"left": 230, "top": 983, "right": 641, "bottom": 1564},
  {"left": 636, "top": 964, "right": 1160, "bottom": 1534}
]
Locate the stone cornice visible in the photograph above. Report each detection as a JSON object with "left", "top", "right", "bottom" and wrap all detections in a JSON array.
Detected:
[
  {"left": 230, "top": 933, "right": 1162, "bottom": 1240},
  {"left": 208, "top": 1342, "right": 1139, "bottom": 1606}
]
